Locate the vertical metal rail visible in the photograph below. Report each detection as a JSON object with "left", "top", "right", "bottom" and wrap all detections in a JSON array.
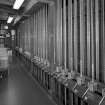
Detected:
[
  {"left": 33, "top": 12, "right": 34, "bottom": 56},
  {"left": 87, "top": 0, "right": 91, "bottom": 77},
  {"left": 35, "top": 12, "right": 38, "bottom": 56},
  {"left": 40, "top": 8, "right": 42, "bottom": 83},
  {"left": 29, "top": 18, "right": 31, "bottom": 52},
  {"left": 22, "top": 22, "right": 24, "bottom": 50},
  {"left": 20, "top": 24, "right": 22, "bottom": 49},
  {"left": 95, "top": 0, "right": 99, "bottom": 81},
  {"left": 23, "top": 22, "right": 24, "bottom": 50},
  {"left": 91, "top": 0, "right": 95, "bottom": 80},
  {"left": 42, "top": 7, "right": 45, "bottom": 60},
  {"left": 26, "top": 19, "right": 29, "bottom": 51},
  {"left": 56, "top": 0, "right": 62, "bottom": 66},
  {"left": 63, "top": 0, "right": 67, "bottom": 71},
  {"left": 21, "top": 22, "right": 23, "bottom": 48},
  {"left": 30, "top": 17, "right": 32, "bottom": 53},
  {"left": 34, "top": 12, "right": 36, "bottom": 56},
  {"left": 24, "top": 22, "right": 26, "bottom": 50},
  {"left": 25, "top": 21, "right": 27, "bottom": 51},
  {"left": 33, "top": 12, "right": 36, "bottom": 56},
  {"left": 67, "top": 1, "right": 74, "bottom": 104},
  {"left": 42, "top": 7, "right": 44, "bottom": 60},
  {"left": 50, "top": 3, "right": 56, "bottom": 67},
  {"left": 19, "top": 25, "right": 21, "bottom": 48},
  {"left": 41, "top": 8, "right": 43, "bottom": 58},
  {"left": 53, "top": 3, "right": 56, "bottom": 66},
  {"left": 74, "top": 0, "right": 78, "bottom": 72},
  {"left": 24, "top": 22, "right": 25, "bottom": 50},
  {"left": 84, "top": 0, "right": 87, "bottom": 76},
  {"left": 24, "top": 22, "right": 26, "bottom": 51},
  {"left": 28, "top": 18, "right": 31, "bottom": 52},
  {"left": 27, "top": 19, "right": 29, "bottom": 52},
  {"left": 62, "top": 1, "right": 67, "bottom": 105},
  {"left": 44, "top": 5, "right": 46, "bottom": 61},
  {"left": 47, "top": 4, "right": 50, "bottom": 63},
  {"left": 39, "top": 8, "right": 41, "bottom": 82},
  {"left": 31, "top": 15, "right": 34, "bottom": 57},
  {"left": 40, "top": 8, "right": 43, "bottom": 58},
  {"left": 36, "top": 12, "right": 38, "bottom": 57},
  {"left": 39, "top": 9, "right": 41, "bottom": 58},
  {"left": 29, "top": 17, "right": 31, "bottom": 54},
  {"left": 45, "top": 4, "right": 48, "bottom": 61},
  {"left": 68, "top": 0, "right": 73, "bottom": 71},
  {"left": 20, "top": 23, "right": 22, "bottom": 49},
  {"left": 100, "top": 0, "right": 104, "bottom": 82},
  {"left": 44, "top": 4, "right": 46, "bottom": 60},
  {"left": 44, "top": 6, "right": 46, "bottom": 60},
  {"left": 80, "top": 0, "right": 85, "bottom": 75},
  {"left": 60, "top": 0, "right": 62, "bottom": 66},
  {"left": 23, "top": 23, "right": 24, "bottom": 49},
  {"left": 37, "top": 11, "right": 39, "bottom": 58},
  {"left": 38, "top": 9, "right": 41, "bottom": 58},
  {"left": 102, "top": 0, "right": 105, "bottom": 82},
  {"left": 26, "top": 20, "right": 28, "bottom": 51},
  {"left": 24, "top": 21, "right": 26, "bottom": 51},
  {"left": 22, "top": 22, "right": 25, "bottom": 50},
  {"left": 28, "top": 18, "right": 30, "bottom": 52}
]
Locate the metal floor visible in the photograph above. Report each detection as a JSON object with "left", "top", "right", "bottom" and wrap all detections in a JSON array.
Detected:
[{"left": 0, "top": 56, "right": 56, "bottom": 105}]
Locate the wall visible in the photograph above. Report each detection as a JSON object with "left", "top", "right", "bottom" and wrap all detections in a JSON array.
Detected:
[{"left": 16, "top": 0, "right": 105, "bottom": 83}]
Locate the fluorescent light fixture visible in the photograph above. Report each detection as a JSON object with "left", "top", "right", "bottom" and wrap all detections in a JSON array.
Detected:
[
  {"left": 13, "top": 0, "right": 25, "bottom": 10},
  {"left": 7, "top": 16, "right": 14, "bottom": 23},
  {"left": 4, "top": 25, "right": 8, "bottom": 29}
]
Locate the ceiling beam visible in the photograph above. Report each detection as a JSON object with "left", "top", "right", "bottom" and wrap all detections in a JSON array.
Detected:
[
  {"left": 0, "top": 4, "right": 18, "bottom": 15},
  {"left": 14, "top": 0, "right": 55, "bottom": 25}
]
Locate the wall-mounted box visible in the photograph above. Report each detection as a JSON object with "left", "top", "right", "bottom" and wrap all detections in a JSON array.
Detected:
[
  {"left": 64, "top": 79, "right": 77, "bottom": 91},
  {"left": 73, "top": 76, "right": 90, "bottom": 98},
  {"left": 73, "top": 84, "right": 89, "bottom": 98},
  {"left": 83, "top": 90, "right": 102, "bottom": 105},
  {"left": 88, "top": 81, "right": 97, "bottom": 92}
]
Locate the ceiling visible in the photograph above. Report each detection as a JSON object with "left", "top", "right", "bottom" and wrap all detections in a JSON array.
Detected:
[
  {"left": 0, "top": 0, "right": 55, "bottom": 25},
  {"left": 0, "top": 0, "right": 28, "bottom": 22}
]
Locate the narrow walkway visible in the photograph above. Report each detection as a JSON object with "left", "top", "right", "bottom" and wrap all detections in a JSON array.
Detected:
[{"left": 0, "top": 56, "right": 56, "bottom": 105}]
